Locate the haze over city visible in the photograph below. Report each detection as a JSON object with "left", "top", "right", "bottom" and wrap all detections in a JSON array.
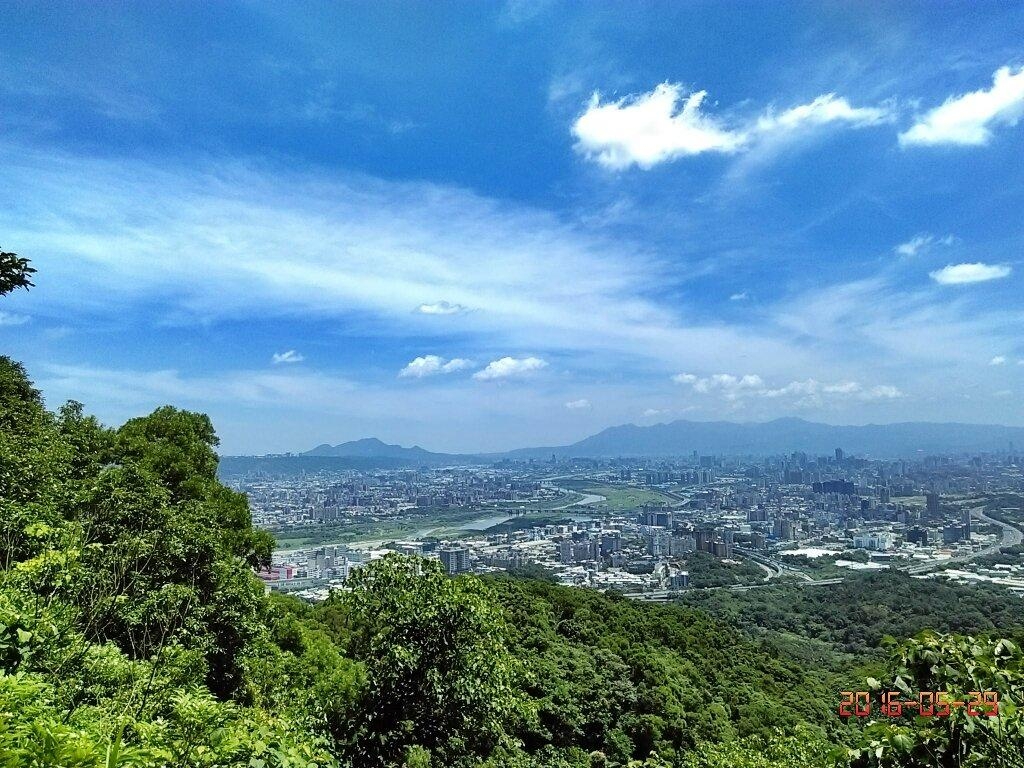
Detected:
[{"left": 2, "top": 2, "right": 1023, "bottom": 454}]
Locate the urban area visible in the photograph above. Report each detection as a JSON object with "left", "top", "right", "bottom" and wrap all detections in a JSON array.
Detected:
[{"left": 225, "top": 448, "right": 1024, "bottom": 603}]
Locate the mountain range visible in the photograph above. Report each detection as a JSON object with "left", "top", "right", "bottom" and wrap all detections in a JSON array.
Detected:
[{"left": 300, "top": 418, "right": 1024, "bottom": 464}]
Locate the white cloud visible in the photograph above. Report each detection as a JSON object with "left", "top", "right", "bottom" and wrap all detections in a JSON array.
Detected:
[
  {"left": 930, "top": 263, "right": 1012, "bottom": 285},
  {"left": 900, "top": 65, "right": 1024, "bottom": 146},
  {"left": 895, "top": 233, "right": 954, "bottom": 257},
  {"left": 754, "top": 94, "right": 889, "bottom": 133},
  {"left": 572, "top": 83, "right": 889, "bottom": 169},
  {"left": 990, "top": 355, "right": 1007, "bottom": 366},
  {"left": 672, "top": 372, "right": 765, "bottom": 399},
  {"left": 864, "top": 385, "right": 904, "bottom": 400},
  {"left": 272, "top": 350, "right": 304, "bottom": 364},
  {"left": 398, "top": 355, "right": 474, "bottom": 378},
  {"left": 673, "top": 371, "right": 902, "bottom": 404},
  {"left": 0, "top": 310, "right": 30, "bottom": 326},
  {"left": 564, "top": 398, "right": 591, "bottom": 410},
  {"left": 416, "top": 300, "right": 467, "bottom": 315},
  {"left": 573, "top": 84, "right": 744, "bottom": 169},
  {"left": 473, "top": 356, "right": 547, "bottom": 381},
  {"left": 729, "top": 291, "right": 748, "bottom": 301}
]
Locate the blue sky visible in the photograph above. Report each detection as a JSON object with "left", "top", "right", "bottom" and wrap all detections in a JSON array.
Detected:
[{"left": 1, "top": 1, "right": 1023, "bottom": 454}]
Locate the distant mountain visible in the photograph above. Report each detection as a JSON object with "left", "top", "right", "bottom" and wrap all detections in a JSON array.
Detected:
[
  {"left": 304, "top": 437, "right": 481, "bottom": 465},
  {"left": 530, "top": 417, "right": 1024, "bottom": 458},
  {"left": 288, "top": 418, "right": 1024, "bottom": 468},
  {"left": 307, "top": 437, "right": 437, "bottom": 460}
]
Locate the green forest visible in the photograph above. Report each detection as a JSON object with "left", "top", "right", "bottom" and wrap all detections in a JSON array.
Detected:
[{"left": 2, "top": 259, "right": 1024, "bottom": 767}]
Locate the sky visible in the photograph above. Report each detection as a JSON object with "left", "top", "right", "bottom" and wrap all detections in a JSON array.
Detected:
[{"left": 1, "top": 1, "right": 1023, "bottom": 454}]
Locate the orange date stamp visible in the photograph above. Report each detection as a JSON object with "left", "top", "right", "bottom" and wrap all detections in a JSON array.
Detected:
[{"left": 839, "top": 690, "right": 1000, "bottom": 718}]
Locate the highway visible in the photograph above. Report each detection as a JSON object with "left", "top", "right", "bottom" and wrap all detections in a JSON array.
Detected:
[
  {"left": 628, "top": 503, "right": 1024, "bottom": 602},
  {"left": 904, "top": 506, "right": 1022, "bottom": 574}
]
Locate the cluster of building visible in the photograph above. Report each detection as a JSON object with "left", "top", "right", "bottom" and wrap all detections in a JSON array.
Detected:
[{"left": 240, "top": 446, "right": 1023, "bottom": 601}]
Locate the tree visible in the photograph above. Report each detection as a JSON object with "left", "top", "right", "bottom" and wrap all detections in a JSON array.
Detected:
[
  {"left": 0, "top": 249, "right": 35, "bottom": 296},
  {"left": 327, "top": 554, "right": 527, "bottom": 767},
  {"left": 853, "top": 632, "right": 1024, "bottom": 767}
]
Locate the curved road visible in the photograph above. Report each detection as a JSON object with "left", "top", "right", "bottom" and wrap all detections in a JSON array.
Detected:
[{"left": 904, "top": 506, "right": 1022, "bottom": 574}]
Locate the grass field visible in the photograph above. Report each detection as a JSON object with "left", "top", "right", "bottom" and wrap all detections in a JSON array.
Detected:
[{"left": 557, "top": 480, "right": 678, "bottom": 510}]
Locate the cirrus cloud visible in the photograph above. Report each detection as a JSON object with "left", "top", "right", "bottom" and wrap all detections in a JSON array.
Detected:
[
  {"left": 272, "top": 350, "right": 304, "bottom": 364},
  {"left": 416, "top": 300, "right": 468, "bottom": 315},
  {"left": 0, "top": 310, "right": 30, "bottom": 326}
]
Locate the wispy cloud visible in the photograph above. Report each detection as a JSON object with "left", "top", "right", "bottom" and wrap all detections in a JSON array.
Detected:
[
  {"left": 398, "top": 355, "right": 474, "bottom": 378},
  {"left": 900, "top": 65, "right": 1024, "bottom": 147},
  {"left": 272, "top": 350, "right": 304, "bottom": 364},
  {"left": 930, "top": 263, "right": 1012, "bottom": 285},
  {"left": 564, "top": 398, "right": 591, "bottom": 409},
  {"left": 0, "top": 310, "right": 30, "bottom": 326},
  {"left": 473, "top": 356, "right": 547, "bottom": 381},
  {"left": 572, "top": 82, "right": 890, "bottom": 170},
  {"left": 729, "top": 291, "right": 749, "bottom": 301},
  {"left": 895, "top": 233, "right": 954, "bottom": 257},
  {"left": 416, "top": 300, "right": 468, "bottom": 315},
  {"left": 0, "top": 145, "right": 817, "bottom": 377}
]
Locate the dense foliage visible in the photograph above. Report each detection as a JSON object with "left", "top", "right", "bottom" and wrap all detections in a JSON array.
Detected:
[
  {"left": 853, "top": 633, "right": 1024, "bottom": 768},
  {"left": 678, "top": 571, "right": 1024, "bottom": 657}
]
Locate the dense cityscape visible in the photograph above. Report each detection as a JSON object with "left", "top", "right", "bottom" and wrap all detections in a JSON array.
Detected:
[{"left": 228, "top": 448, "right": 1024, "bottom": 602}]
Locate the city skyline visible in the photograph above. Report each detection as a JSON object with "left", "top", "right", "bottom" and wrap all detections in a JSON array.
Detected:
[{"left": 2, "top": 2, "right": 1024, "bottom": 453}]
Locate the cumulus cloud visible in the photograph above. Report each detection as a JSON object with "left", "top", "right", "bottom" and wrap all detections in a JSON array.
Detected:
[
  {"left": 672, "top": 372, "right": 765, "bottom": 399},
  {"left": 416, "top": 300, "right": 467, "bottom": 315},
  {"left": 573, "top": 85, "right": 743, "bottom": 169},
  {"left": 0, "top": 310, "right": 30, "bottom": 326},
  {"left": 272, "top": 350, "right": 304, "bottom": 364},
  {"left": 673, "top": 372, "right": 902, "bottom": 404},
  {"left": 930, "top": 263, "right": 1012, "bottom": 285},
  {"left": 565, "top": 398, "right": 591, "bottom": 410},
  {"left": 895, "top": 233, "right": 954, "bottom": 257},
  {"left": 398, "top": 355, "right": 474, "bottom": 378},
  {"left": 572, "top": 82, "right": 888, "bottom": 169},
  {"left": 990, "top": 355, "right": 1007, "bottom": 366},
  {"left": 900, "top": 65, "right": 1024, "bottom": 146},
  {"left": 472, "top": 356, "right": 547, "bottom": 381}
]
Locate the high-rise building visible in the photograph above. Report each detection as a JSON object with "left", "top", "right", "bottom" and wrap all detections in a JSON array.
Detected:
[
  {"left": 558, "top": 539, "right": 573, "bottom": 564},
  {"left": 961, "top": 509, "right": 972, "bottom": 540},
  {"left": 439, "top": 547, "right": 471, "bottom": 574},
  {"left": 926, "top": 492, "right": 940, "bottom": 516}
]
